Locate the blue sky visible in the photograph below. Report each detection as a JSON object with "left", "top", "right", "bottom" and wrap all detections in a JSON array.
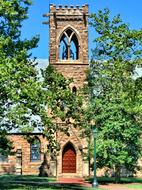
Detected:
[{"left": 21, "top": 0, "right": 142, "bottom": 60}]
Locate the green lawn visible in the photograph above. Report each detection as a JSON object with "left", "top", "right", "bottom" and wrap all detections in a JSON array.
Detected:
[
  {"left": 86, "top": 176, "right": 142, "bottom": 184},
  {"left": 125, "top": 183, "right": 142, "bottom": 189},
  {"left": 0, "top": 175, "right": 142, "bottom": 190},
  {"left": 2, "top": 187, "right": 102, "bottom": 190},
  {"left": 0, "top": 174, "right": 55, "bottom": 182},
  {"left": 0, "top": 175, "right": 102, "bottom": 190},
  {"left": 0, "top": 175, "right": 54, "bottom": 190},
  {"left": 0, "top": 186, "right": 99, "bottom": 190}
]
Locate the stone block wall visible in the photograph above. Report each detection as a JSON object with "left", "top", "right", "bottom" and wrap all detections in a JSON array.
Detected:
[
  {"left": 53, "top": 63, "right": 88, "bottom": 88},
  {"left": 0, "top": 134, "right": 47, "bottom": 175}
]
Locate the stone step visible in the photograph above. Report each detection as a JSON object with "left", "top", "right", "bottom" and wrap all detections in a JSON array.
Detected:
[
  {"left": 58, "top": 178, "right": 84, "bottom": 182},
  {"left": 58, "top": 173, "right": 83, "bottom": 178}
]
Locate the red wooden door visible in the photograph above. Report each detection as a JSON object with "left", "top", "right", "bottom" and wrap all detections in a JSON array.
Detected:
[{"left": 62, "top": 143, "right": 76, "bottom": 173}]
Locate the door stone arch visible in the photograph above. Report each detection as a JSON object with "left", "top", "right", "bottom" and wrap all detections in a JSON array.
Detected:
[{"left": 62, "top": 142, "right": 76, "bottom": 173}]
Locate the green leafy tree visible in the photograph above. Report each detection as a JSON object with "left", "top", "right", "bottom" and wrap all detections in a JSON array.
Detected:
[
  {"left": 0, "top": 0, "right": 41, "bottom": 154},
  {"left": 86, "top": 8, "right": 142, "bottom": 181}
]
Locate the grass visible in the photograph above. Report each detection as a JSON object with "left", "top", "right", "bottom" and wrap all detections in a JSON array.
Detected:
[
  {"left": 0, "top": 175, "right": 142, "bottom": 190},
  {"left": 0, "top": 186, "right": 99, "bottom": 190},
  {"left": 0, "top": 175, "right": 54, "bottom": 190},
  {"left": 1, "top": 187, "right": 103, "bottom": 190},
  {"left": 0, "top": 174, "right": 55, "bottom": 182},
  {"left": 86, "top": 176, "right": 142, "bottom": 184},
  {"left": 0, "top": 174, "right": 103, "bottom": 190},
  {"left": 125, "top": 183, "right": 142, "bottom": 189}
]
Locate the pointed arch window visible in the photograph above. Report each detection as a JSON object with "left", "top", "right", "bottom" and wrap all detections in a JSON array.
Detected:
[
  {"left": 59, "top": 28, "right": 79, "bottom": 61},
  {"left": 30, "top": 137, "right": 41, "bottom": 162}
]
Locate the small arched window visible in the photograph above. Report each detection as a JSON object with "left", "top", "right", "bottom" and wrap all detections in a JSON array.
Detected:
[
  {"left": 59, "top": 28, "right": 79, "bottom": 61},
  {"left": 72, "top": 86, "right": 77, "bottom": 94},
  {"left": 30, "top": 138, "right": 41, "bottom": 162}
]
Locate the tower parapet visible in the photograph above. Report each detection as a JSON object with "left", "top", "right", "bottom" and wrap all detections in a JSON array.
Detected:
[{"left": 49, "top": 4, "right": 89, "bottom": 19}]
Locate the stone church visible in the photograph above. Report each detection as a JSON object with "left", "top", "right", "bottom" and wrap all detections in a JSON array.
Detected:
[{"left": 0, "top": 4, "right": 90, "bottom": 177}]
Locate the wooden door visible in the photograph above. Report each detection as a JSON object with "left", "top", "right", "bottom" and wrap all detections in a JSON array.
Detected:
[{"left": 62, "top": 143, "right": 76, "bottom": 173}]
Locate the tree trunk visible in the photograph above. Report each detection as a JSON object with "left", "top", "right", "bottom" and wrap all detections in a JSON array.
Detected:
[
  {"left": 39, "top": 153, "right": 52, "bottom": 177},
  {"left": 115, "top": 166, "right": 121, "bottom": 183}
]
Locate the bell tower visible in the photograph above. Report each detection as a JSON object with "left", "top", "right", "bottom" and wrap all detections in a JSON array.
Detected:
[
  {"left": 43, "top": 4, "right": 89, "bottom": 177},
  {"left": 44, "top": 4, "right": 89, "bottom": 89}
]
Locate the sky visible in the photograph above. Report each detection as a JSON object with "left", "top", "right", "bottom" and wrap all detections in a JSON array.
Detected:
[{"left": 21, "top": 0, "right": 142, "bottom": 61}]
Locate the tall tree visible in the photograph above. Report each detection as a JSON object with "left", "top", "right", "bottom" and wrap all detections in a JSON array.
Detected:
[
  {"left": 86, "top": 8, "right": 142, "bottom": 181},
  {"left": 0, "top": 0, "right": 40, "bottom": 153}
]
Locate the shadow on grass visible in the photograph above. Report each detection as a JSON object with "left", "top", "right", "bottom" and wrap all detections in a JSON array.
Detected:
[
  {"left": 0, "top": 182, "right": 93, "bottom": 190},
  {"left": 0, "top": 175, "right": 94, "bottom": 190},
  {"left": 0, "top": 174, "right": 55, "bottom": 182}
]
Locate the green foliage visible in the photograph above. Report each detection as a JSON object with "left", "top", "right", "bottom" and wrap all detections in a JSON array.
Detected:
[
  {"left": 42, "top": 65, "right": 83, "bottom": 123},
  {"left": 0, "top": 135, "right": 13, "bottom": 156},
  {"left": 0, "top": 0, "right": 40, "bottom": 154},
  {"left": 87, "top": 8, "right": 142, "bottom": 179},
  {"left": 40, "top": 65, "right": 83, "bottom": 154},
  {"left": 89, "top": 8, "right": 142, "bottom": 62}
]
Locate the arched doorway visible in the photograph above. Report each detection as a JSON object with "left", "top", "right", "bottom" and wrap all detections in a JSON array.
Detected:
[{"left": 62, "top": 143, "right": 76, "bottom": 173}]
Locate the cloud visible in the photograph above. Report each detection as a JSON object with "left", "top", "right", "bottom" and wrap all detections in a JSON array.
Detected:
[
  {"left": 36, "top": 59, "right": 49, "bottom": 70},
  {"left": 133, "top": 67, "right": 142, "bottom": 79}
]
